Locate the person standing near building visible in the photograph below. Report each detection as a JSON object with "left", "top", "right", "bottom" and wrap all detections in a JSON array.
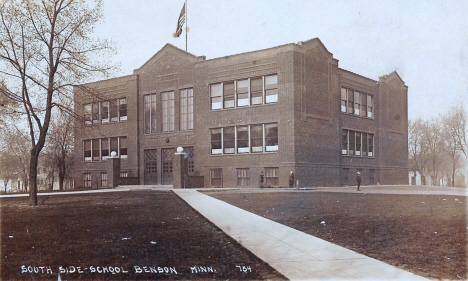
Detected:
[
  {"left": 259, "top": 171, "right": 264, "bottom": 189},
  {"left": 356, "top": 172, "right": 361, "bottom": 191},
  {"left": 289, "top": 171, "right": 295, "bottom": 188}
]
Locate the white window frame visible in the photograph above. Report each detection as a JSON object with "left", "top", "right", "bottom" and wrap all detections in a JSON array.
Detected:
[{"left": 210, "top": 83, "right": 223, "bottom": 110}]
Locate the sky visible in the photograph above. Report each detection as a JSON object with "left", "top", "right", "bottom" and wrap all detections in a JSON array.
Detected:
[{"left": 96, "top": 0, "right": 468, "bottom": 122}]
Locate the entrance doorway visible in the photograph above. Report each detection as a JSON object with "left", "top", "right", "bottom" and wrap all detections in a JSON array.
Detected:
[
  {"left": 161, "top": 148, "right": 174, "bottom": 185},
  {"left": 144, "top": 149, "right": 158, "bottom": 185}
]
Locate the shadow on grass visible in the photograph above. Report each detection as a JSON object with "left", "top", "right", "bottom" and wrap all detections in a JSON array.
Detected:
[{"left": 1, "top": 191, "right": 286, "bottom": 280}]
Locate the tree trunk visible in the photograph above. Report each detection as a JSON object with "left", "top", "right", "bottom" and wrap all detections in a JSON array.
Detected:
[
  {"left": 58, "top": 164, "right": 65, "bottom": 191},
  {"left": 452, "top": 161, "right": 456, "bottom": 187},
  {"left": 29, "top": 153, "right": 38, "bottom": 206},
  {"left": 49, "top": 170, "right": 54, "bottom": 190}
]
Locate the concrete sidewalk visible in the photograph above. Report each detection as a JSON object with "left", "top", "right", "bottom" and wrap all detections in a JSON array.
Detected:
[
  {"left": 314, "top": 185, "right": 467, "bottom": 197},
  {"left": 174, "top": 189, "right": 430, "bottom": 281}
]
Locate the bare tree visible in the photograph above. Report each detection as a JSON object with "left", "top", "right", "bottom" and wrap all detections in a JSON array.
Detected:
[
  {"left": 0, "top": 0, "right": 114, "bottom": 205},
  {"left": 450, "top": 106, "right": 467, "bottom": 157},
  {"left": 408, "top": 119, "right": 429, "bottom": 185},
  {"left": 0, "top": 126, "right": 30, "bottom": 191},
  {"left": 0, "top": 150, "right": 18, "bottom": 192},
  {"left": 441, "top": 106, "right": 465, "bottom": 186},
  {"left": 423, "top": 120, "right": 444, "bottom": 185},
  {"left": 43, "top": 112, "right": 74, "bottom": 190}
]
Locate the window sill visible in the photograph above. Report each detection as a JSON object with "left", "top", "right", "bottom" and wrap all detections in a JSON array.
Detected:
[
  {"left": 340, "top": 112, "right": 374, "bottom": 120},
  {"left": 85, "top": 120, "right": 127, "bottom": 126},
  {"left": 210, "top": 151, "right": 279, "bottom": 157},
  {"left": 83, "top": 157, "right": 128, "bottom": 162},
  {"left": 341, "top": 155, "right": 375, "bottom": 159},
  {"left": 210, "top": 102, "right": 278, "bottom": 112}
]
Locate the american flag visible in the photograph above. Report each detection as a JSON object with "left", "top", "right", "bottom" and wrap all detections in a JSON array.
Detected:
[{"left": 174, "top": 3, "right": 186, "bottom": 38}]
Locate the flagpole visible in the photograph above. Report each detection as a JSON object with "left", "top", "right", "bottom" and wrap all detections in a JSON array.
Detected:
[{"left": 185, "top": 0, "right": 187, "bottom": 52}]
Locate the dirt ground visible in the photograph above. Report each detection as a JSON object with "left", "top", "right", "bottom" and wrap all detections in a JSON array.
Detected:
[
  {"left": 1, "top": 191, "right": 286, "bottom": 280},
  {"left": 205, "top": 190, "right": 467, "bottom": 280}
]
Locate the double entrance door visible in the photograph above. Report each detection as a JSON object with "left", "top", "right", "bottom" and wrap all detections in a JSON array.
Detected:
[{"left": 144, "top": 147, "right": 194, "bottom": 185}]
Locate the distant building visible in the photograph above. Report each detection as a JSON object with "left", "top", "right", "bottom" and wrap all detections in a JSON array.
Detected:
[{"left": 73, "top": 38, "right": 408, "bottom": 188}]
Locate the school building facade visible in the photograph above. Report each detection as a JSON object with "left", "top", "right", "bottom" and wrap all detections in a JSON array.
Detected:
[{"left": 73, "top": 38, "right": 408, "bottom": 188}]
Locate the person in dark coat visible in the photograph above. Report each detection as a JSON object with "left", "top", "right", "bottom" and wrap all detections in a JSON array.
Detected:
[
  {"left": 259, "top": 171, "right": 264, "bottom": 189},
  {"left": 356, "top": 172, "right": 361, "bottom": 191},
  {"left": 289, "top": 171, "right": 295, "bottom": 188}
]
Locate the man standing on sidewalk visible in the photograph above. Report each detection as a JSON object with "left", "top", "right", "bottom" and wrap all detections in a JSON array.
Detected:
[
  {"left": 259, "top": 171, "right": 264, "bottom": 189},
  {"left": 356, "top": 172, "right": 361, "bottom": 191},
  {"left": 289, "top": 171, "right": 295, "bottom": 188}
]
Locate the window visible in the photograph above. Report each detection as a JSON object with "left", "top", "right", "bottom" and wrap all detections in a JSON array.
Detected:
[
  {"left": 368, "top": 134, "right": 374, "bottom": 157},
  {"left": 223, "top": 127, "right": 235, "bottom": 154},
  {"left": 180, "top": 88, "right": 194, "bottom": 130},
  {"left": 341, "top": 88, "right": 347, "bottom": 113},
  {"left": 110, "top": 99, "right": 118, "bottom": 122},
  {"left": 187, "top": 89, "right": 193, "bottom": 130},
  {"left": 250, "top": 124, "right": 263, "bottom": 153},
  {"left": 144, "top": 94, "right": 157, "bottom": 134},
  {"left": 341, "top": 130, "right": 374, "bottom": 158},
  {"left": 210, "top": 83, "right": 222, "bottom": 110},
  {"left": 349, "top": 131, "right": 355, "bottom": 155},
  {"left": 341, "top": 87, "right": 374, "bottom": 119},
  {"left": 265, "top": 75, "right": 278, "bottom": 103},
  {"left": 84, "top": 104, "right": 92, "bottom": 124},
  {"left": 84, "top": 140, "right": 92, "bottom": 161},
  {"left": 250, "top": 77, "right": 263, "bottom": 105},
  {"left": 367, "top": 95, "right": 373, "bottom": 118},
  {"left": 119, "top": 98, "right": 127, "bottom": 121},
  {"left": 264, "top": 167, "right": 279, "bottom": 187},
  {"left": 341, "top": 130, "right": 348, "bottom": 155},
  {"left": 237, "top": 126, "right": 249, "bottom": 153},
  {"left": 84, "top": 98, "right": 127, "bottom": 125},
  {"left": 223, "top": 82, "right": 235, "bottom": 108},
  {"left": 210, "top": 74, "right": 277, "bottom": 110},
  {"left": 347, "top": 89, "right": 354, "bottom": 114},
  {"left": 92, "top": 102, "right": 100, "bottom": 124},
  {"left": 101, "top": 173, "right": 108, "bottom": 188},
  {"left": 162, "top": 91, "right": 175, "bottom": 132},
  {"left": 356, "top": 132, "right": 362, "bottom": 156},
  {"left": 110, "top": 137, "right": 118, "bottom": 157},
  {"left": 237, "top": 168, "right": 250, "bottom": 186},
  {"left": 362, "top": 133, "right": 368, "bottom": 156},
  {"left": 83, "top": 173, "right": 91, "bottom": 188},
  {"left": 210, "top": 169, "right": 222, "bottom": 187},
  {"left": 210, "top": 123, "right": 278, "bottom": 155},
  {"left": 101, "top": 101, "right": 109, "bottom": 123},
  {"left": 120, "top": 171, "right": 128, "bottom": 178},
  {"left": 120, "top": 137, "right": 127, "bottom": 159},
  {"left": 101, "top": 138, "right": 109, "bottom": 160},
  {"left": 92, "top": 139, "right": 100, "bottom": 161},
  {"left": 211, "top": 128, "right": 222, "bottom": 155},
  {"left": 354, "top": 91, "right": 361, "bottom": 116},
  {"left": 361, "top": 94, "right": 367, "bottom": 117},
  {"left": 83, "top": 136, "right": 127, "bottom": 161},
  {"left": 265, "top": 123, "right": 278, "bottom": 152},
  {"left": 237, "top": 79, "right": 249, "bottom": 107}
]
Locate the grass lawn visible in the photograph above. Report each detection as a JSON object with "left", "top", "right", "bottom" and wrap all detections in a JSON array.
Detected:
[
  {"left": 1, "top": 191, "right": 286, "bottom": 280},
  {"left": 204, "top": 190, "right": 467, "bottom": 280}
]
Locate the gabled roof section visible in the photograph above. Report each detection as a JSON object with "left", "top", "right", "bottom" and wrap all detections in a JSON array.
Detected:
[
  {"left": 380, "top": 71, "right": 407, "bottom": 87},
  {"left": 135, "top": 43, "right": 205, "bottom": 74},
  {"left": 300, "top": 38, "right": 333, "bottom": 56},
  {"left": 298, "top": 37, "right": 338, "bottom": 65}
]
